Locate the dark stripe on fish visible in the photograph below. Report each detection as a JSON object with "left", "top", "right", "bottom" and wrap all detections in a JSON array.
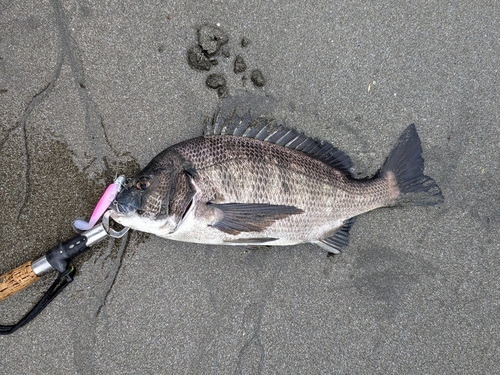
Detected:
[{"left": 223, "top": 237, "right": 278, "bottom": 244}]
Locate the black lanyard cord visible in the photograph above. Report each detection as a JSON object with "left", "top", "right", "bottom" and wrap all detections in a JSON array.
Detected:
[{"left": 0, "top": 266, "right": 75, "bottom": 335}]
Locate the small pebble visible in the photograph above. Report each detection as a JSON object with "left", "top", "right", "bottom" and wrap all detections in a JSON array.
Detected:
[
  {"left": 233, "top": 55, "right": 247, "bottom": 73},
  {"left": 198, "top": 24, "right": 229, "bottom": 56},
  {"left": 217, "top": 86, "right": 229, "bottom": 99},
  {"left": 250, "top": 69, "right": 265, "bottom": 87},
  {"left": 187, "top": 45, "right": 211, "bottom": 71},
  {"left": 206, "top": 74, "right": 227, "bottom": 89}
]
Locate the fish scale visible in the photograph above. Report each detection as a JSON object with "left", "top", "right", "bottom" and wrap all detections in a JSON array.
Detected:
[
  {"left": 174, "top": 136, "right": 389, "bottom": 213},
  {"left": 178, "top": 139, "right": 384, "bottom": 242}
]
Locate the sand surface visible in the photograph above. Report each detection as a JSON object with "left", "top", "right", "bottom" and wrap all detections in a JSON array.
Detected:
[{"left": 1, "top": 1, "right": 499, "bottom": 374}]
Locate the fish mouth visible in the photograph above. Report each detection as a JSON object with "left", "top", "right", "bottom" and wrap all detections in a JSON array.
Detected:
[
  {"left": 111, "top": 200, "right": 135, "bottom": 215},
  {"left": 111, "top": 189, "right": 143, "bottom": 215}
]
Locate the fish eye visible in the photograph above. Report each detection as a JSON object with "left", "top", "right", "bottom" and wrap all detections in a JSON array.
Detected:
[{"left": 135, "top": 177, "right": 151, "bottom": 191}]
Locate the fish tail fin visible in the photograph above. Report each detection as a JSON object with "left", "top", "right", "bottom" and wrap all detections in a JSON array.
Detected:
[{"left": 380, "top": 124, "right": 444, "bottom": 206}]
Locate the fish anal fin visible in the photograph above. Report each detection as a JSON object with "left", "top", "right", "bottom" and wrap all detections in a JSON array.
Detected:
[
  {"left": 208, "top": 202, "right": 304, "bottom": 235},
  {"left": 315, "top": 217, "right": 357, "bottom": 254}
]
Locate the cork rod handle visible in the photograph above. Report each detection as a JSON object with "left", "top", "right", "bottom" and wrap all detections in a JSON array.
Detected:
[{"left": 0, "top": 261, "right": 40, "bottom": 302}]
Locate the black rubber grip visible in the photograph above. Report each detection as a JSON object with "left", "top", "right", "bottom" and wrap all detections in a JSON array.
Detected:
[{"left": 45, "top": 235, "right": 88, "bottom": 273}]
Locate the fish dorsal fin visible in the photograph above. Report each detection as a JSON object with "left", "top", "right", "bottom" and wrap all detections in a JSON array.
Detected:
[{"left": 204, "top": 95, "right": 353, "bottom": 176}]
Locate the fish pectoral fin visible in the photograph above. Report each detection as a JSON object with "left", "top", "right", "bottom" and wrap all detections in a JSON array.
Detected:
[
  {"left": 315, "top": 217, "right": 357, "bottom": 254},
  {"left": 207, "top": 202, "right": 304, "bottom": 235}
]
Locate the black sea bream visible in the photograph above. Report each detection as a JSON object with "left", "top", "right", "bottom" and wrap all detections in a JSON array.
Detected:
[{"left": 111, "top": 101, "right": 443, "bottom": 253}]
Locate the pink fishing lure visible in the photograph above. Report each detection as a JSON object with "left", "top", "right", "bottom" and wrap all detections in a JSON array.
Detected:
[{"left": 74, "top": 176, "right": 125, "bottom": 231}]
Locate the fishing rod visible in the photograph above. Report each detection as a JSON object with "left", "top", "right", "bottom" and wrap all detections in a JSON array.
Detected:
[{"left": 0, "top": 176, "right": 130, "bottom": 335}]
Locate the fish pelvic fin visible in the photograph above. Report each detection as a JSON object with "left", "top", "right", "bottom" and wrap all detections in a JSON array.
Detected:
[
  {"left": 314, "top": 217, "right": 357, "bottom": 254},
  {"left": 380, "top": 124, "right": 444, "bottom": 206}
]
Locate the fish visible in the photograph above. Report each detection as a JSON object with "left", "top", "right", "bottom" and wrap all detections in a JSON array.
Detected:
[{"left": 110, "top": 98, "right": 443, "bottom": 253}]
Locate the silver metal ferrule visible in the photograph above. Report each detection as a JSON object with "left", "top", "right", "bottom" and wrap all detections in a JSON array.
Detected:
[
  {"left": 83, "top": 223, "right": 109, "bottom": 247},
  {"left": 31, "top": 255, "right": 54, "bottom": 276}
]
